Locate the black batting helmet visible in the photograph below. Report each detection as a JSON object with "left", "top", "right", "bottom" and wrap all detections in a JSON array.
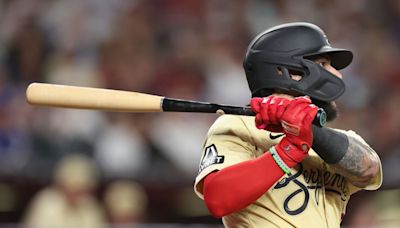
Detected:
[{"left": 243, "top": 22, "right": 353, "bottom": 102}]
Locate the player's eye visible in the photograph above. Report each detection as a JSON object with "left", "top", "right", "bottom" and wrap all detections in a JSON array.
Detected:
[{"left": 318, "top": 60, "right": 329, "bottom": 67}]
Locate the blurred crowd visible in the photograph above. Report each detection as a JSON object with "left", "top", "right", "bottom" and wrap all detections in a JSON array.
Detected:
[{"left": 0, "top": 0, "right": 399, "bottom": 227}]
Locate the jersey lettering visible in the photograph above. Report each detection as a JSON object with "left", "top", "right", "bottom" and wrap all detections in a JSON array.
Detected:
[
  {"left": 274, "top": 164, "right": 349, "bottom": 216},
  {"left": 198, "top": 144, "right": 224, "bottom": 173},
  {"left": 274, "top": 164, "right": 309, "bottom": 215}
]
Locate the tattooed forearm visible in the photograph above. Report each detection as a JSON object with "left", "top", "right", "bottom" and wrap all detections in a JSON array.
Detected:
[
  {"left": 311, "top": 126, "right": 380, "bottom": 187},
  {"left": 332, "top": 135, "right": 380, "bottom": 187}
]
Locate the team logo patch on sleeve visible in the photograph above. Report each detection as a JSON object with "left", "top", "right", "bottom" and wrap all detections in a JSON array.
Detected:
[{"left": 198, "top": 144, "right": 224, "bottom": 173}]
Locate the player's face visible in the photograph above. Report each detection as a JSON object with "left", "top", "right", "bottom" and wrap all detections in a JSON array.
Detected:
[
  {"left": 290, "top": 55, "right": 342, "bottom": 122},
  {"left": 291, "top": 55, "right": 343, "bottom": 80},
  {"left": 312, "top": 55, "right": 343, "bottom": 79}
]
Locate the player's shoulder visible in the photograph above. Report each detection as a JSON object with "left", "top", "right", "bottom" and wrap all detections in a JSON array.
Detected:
[
  {"left": 207, "top": 114, "right": 254, "bottom": 135},
  {"left": 206, "top": 114, "right": 274, "bottom": 150}
]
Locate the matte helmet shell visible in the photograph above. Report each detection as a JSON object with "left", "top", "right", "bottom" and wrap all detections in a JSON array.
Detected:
[{"left": 243, "top": 22, "right": 353, "bottom": 102}]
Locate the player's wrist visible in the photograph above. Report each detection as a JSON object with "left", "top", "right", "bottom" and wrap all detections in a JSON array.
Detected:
[
  {"left": 284, "top": 134, "right": 311, "bottom": 152},
  {"left": 269, "top": 146, "right": 292, "bottom": 174},
  {"left": 275, "top": 137, "right": 308, "bottom": 167}
]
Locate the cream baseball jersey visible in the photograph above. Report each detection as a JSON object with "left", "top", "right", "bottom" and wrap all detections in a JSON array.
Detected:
[{"left": 194, "top": 115, "right": 382, "bottom": 228}]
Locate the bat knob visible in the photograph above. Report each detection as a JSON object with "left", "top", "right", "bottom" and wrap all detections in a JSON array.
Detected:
[{"left": 313, "top": 108, "right": 326, "bottom": 127}]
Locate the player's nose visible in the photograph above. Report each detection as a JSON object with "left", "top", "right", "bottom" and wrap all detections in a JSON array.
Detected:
[{"left": 325, "top": 64, "right": 343, "bottom": 79}]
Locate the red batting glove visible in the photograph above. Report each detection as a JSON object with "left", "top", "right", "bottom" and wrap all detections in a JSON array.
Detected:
[
  {"left": 275, "top": 96, "right": 318, "bottom": 165},
  {"left": 250, "top": 96, "right": 291, "bottom": 132}
]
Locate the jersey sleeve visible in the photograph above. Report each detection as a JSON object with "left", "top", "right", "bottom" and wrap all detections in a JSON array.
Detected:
[
  {"left": 332, "top": 129, "right": 383, "bottom": 195},
  {"left": 193, "top": 115, "right": 257, "bottom": 199}
]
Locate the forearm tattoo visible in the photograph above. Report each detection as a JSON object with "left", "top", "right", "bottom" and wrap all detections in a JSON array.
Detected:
[{"left": 332, "top": 135, "right": 379, "bottom": 186}]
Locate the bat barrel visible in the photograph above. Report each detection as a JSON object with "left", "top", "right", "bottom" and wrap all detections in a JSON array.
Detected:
[{"left": 26, "top": 83, "right": 164, "bottom": 112}]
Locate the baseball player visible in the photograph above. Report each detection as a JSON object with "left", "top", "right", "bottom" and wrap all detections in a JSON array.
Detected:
[{"left": 194, "top": 22, "right": 382, "bottom": 227}]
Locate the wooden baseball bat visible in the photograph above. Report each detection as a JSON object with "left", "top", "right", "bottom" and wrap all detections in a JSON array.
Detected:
[{"left": 26, "top": 83, "right": 326, "bottom": 126}]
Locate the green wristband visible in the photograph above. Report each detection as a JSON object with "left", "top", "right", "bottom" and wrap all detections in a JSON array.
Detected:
[{"left": 269, "top": 146, "right": 291, "bottom": 175}]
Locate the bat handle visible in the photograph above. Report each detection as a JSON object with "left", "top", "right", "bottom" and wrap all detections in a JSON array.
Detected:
[
  {"left": 162, "top": 98, "right": 326, "bottom": 127},
  {"left": 238, "top": 107, "right": 326, "bottom": 127}
]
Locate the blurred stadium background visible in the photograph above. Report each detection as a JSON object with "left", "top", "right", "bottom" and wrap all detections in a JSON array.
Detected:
[{"left": 0, "top": 0, "right": 399, "bottom": 227}]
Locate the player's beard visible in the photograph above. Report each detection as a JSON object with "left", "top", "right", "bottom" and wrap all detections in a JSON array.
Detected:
[{"left": 312, "top": 99, "right": 339, "bottom": 122}]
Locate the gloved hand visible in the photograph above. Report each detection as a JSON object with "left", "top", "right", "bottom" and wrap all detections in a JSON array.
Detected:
[
  {"left": 250, "top": 96, "right": 291, "bottom": 132},
  {"left": 275, "top": 96, "right": 318, "bottom": 165},
  {"left": 251, "top": 96, "right": 318, "bottom": 165}
]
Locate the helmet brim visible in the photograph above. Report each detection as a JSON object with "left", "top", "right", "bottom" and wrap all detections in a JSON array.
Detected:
[{"left": 304, "top": 47, "right": 353, "bottom": 70}]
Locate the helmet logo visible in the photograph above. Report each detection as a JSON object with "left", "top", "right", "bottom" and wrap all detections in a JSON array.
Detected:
[{"left": 324, "top": 34, "right": 330, "bottom": 45}]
